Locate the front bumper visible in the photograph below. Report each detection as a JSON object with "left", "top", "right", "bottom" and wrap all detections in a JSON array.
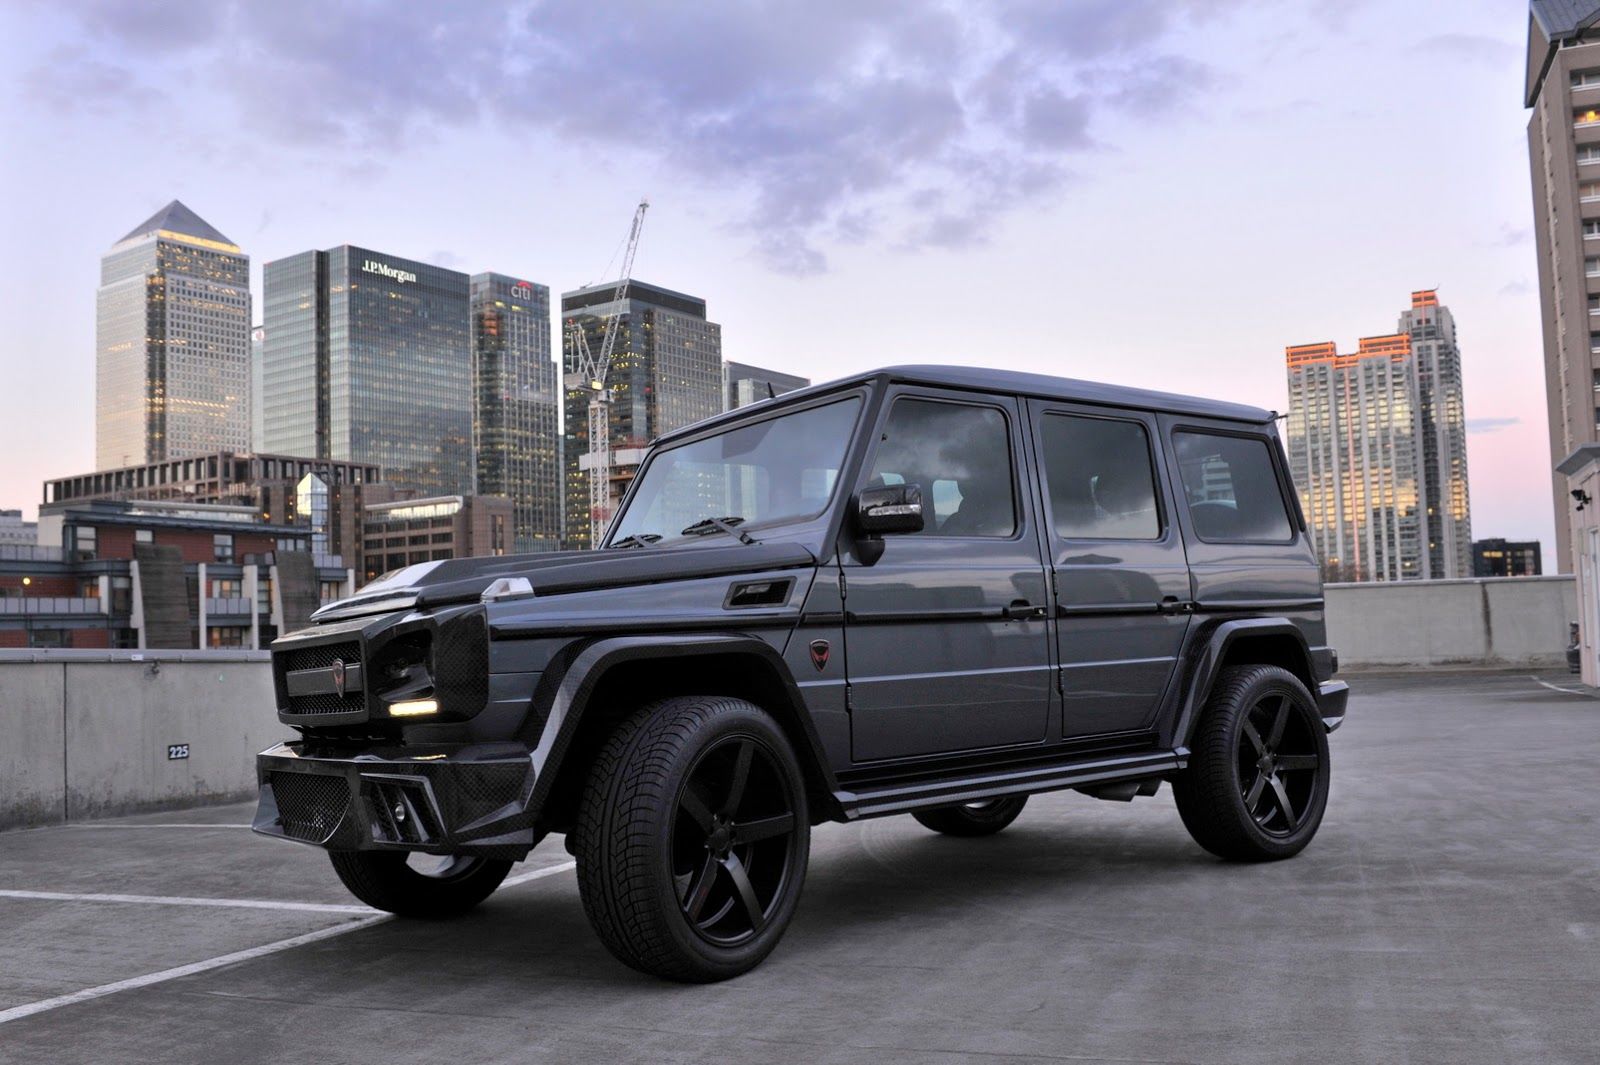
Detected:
[
  {"left": 252, "top": 741, "right": 540, "bottom": 859},
  {"left": 1317, "top": 680, "right": 1349, "bottom": 733}
]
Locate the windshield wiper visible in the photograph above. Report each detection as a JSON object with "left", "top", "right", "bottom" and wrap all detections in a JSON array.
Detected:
[
  {"left": 680, "top": 515, "right": 757, "bottom": 544},
  {"left": 611, "top": 533, "right": 662, "bottom": 549}
]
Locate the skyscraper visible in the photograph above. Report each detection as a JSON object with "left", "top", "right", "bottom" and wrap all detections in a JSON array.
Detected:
[
  {"left": 1526, "top": 1, "right": 1600, "bottom": 569},
  {"left": 96, "top": 201, "right": 251, "bottom": 468},
  {"left": 471, "top": 273, "right": 561, "bottom": 553},
  {"left": 724, "top": 361, "right": 810, "bottom": 410},
  {"left": 262, "top": 247, "right": 474, "bottom": 496},
  {"left": 1285, "top": 291, "right": 1472, "bottom": 583},
  {"left": 561, "top": 280, "right": 723, "bottom": 549}
]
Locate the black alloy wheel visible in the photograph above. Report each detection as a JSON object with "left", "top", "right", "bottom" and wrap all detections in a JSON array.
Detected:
[
  {"left": 1173, "top": 664, "right": 1331, "bottom": 861},
  {"left": 672, "top": 735, "right": 800, "bottom": 946},
  {"left": 911, "top": 795, "right": 1029, "bottom": 836},
  {"left": 1236, "top": 692, "right": 1321, "bottom": 836},
  {"left": 328, "top": 850, "right": 512, "bottom": 917},
  {"left": 575, "top": 695, "right": 811, "bottom": 982}
]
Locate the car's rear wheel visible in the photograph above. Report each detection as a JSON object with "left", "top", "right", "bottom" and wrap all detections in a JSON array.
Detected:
[
  {"left": 911, "top": 796, "right": 1028, "bottom": 836},
  {"left": 575, "top": 695, "right": 810, "bottom": 983},
  {"left": 1172, "top": 664, "right": 1330, "bottom": 861},
  {"left": 328, "top": 851, "right": 512, "bottom": 917}
]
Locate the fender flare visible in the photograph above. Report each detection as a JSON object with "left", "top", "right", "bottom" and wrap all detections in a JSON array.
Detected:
[
  {"left": 522, "top": 633, "right": 841, "bottom": 819},
  {"left": 1166, "top": 617, "right": 1316, "bottom": 752}
]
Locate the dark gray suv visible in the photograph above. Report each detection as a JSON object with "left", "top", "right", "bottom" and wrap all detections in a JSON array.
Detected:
[{"left": 254, "top": 365, "right": 1347, "bottom": 982}]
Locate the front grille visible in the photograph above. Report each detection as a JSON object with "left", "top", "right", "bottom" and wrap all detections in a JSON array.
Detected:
[
  {"left": 282, "top": 641, "right": 360, "bottom": 673},
  {"left": 284, "top": 692, "right": 367, "bottom": 716},
  {"left": 270, "top": 772, "right": 351, "bottom": 843}
]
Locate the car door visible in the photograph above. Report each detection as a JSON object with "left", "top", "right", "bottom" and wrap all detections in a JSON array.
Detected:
[
  {"left": 842, "top": 388, "right": 1053, "bottom": 762},
  {"left": 1027, "top": 400, "right": 1193, "bottom": 739}
]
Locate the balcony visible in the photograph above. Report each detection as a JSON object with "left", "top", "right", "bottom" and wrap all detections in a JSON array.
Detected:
[
  {"left": 0, "top": 544, "right": 64, "bottom": 562},
  {"left": 204, "top": 596, "right": 254, "bottom": 617},
  {"left": 0, "top": 597, "right": 105, "bottom": 616}
]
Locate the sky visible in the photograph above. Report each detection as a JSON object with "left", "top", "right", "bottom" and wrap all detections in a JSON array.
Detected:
[{"left": 0, "top": 0, "right": 1556, "bottom": 559}]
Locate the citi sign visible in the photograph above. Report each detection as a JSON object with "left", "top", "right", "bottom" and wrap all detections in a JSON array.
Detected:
[{"left": 362, "top": 260, "right": 418, "bottom": 285}]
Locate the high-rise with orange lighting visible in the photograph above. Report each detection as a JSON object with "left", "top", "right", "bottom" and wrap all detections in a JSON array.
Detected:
[
  {"left": 1285, "top": 291, "right": 1472, "bottom": 583},
  {"left": 1526, "top": 1, "right": 1600, "bottom": 571}
]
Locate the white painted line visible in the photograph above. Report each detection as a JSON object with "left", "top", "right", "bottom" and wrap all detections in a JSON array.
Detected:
[
  {"left": 502, "top": 859, "right": 576, "bottom": 887},
  {"left": 0, "top": 888, "right": 375, "bottom": 915},
  {"left": 67, "top": 823, "right": 254, "bottom": 830},
  {"left": 1531, "top": 676, "right": 1589, "bottom": 696},
  {"left": 0, "top": 915, "right": 391, "bottom": 1026}
]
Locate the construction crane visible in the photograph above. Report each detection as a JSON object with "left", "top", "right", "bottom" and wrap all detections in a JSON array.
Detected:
[{"left": 570, "top": 198, "right": 649, "bottom": 547}]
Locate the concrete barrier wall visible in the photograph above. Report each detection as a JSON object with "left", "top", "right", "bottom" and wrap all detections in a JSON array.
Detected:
[
  {"left": 0, "top": 652, "right": 278, "bottom": 831},
  {"left": 1325, "top": 576, "right": 1576, "bottom": 670}
]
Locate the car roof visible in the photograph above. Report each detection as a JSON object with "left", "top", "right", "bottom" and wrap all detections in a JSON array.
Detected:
[{"left": 657, "top": 364, "right": 1276, "bottom": 445}]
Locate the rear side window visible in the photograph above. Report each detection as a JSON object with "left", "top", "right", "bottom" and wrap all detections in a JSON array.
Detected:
[
  {"left": 1172, "top": 431, "right": 1293, "bottom": 543},
  {"left": 1037, "top": 414, "right": 1161, "bottom": 540},
  {"left": 865, "top": 398, "right": 1017, "bottom": 537}
]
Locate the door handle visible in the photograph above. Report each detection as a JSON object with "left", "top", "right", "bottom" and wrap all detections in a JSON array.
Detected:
[
  {"left": 1157, "top": 597, "right": 1195, "bottom": 615},
  {"left": 1004, "top": 600, "right": 1048, "bottom": 620}
]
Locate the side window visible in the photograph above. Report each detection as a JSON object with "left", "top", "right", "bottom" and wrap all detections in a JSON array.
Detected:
[
  {"left": 866, "top": 398, "right": 1016, "bottom": 537},
  {"left": 1172, "top": 431, "right": 1293, "bottom": 542},
  {"left": 1038, "top": 414, "right": 1161, "bottom": 540}
]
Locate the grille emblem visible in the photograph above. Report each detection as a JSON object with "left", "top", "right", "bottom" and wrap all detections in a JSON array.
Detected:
[
  {"left": 809, "top": 640, "right": 830, "bottom": 672},
  {"left": 331, "top": 658, "right": 347, "bottom": 697}
]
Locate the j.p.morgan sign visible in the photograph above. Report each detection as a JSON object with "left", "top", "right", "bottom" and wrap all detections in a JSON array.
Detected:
[{"left": 362, "top": 259, "right": 418, "bottom": 285}]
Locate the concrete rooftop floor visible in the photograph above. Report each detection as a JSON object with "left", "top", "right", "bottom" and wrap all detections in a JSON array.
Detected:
[{"left": 0, "top": 671, "right": 1596, "bottom": 1064}]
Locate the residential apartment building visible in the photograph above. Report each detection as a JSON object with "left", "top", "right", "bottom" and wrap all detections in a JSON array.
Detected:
[
  {"left": 1526, "top": 0, "right": 1600, "bottom": 568},
  {"left": 360, "top": 493, "right": 512, "bottom": 582},
  {"left": 561, "top": 280, "right": 723, "bottom": 548},
  {"left": 1472, "top": 537, "right": 1544, "bottom": 577},
  {"left": 96, "top": 201, "right": 251, "bottom": 468},
  {"left": 4, "top": 500, "right": 351, "bottom": 650},
  {"left": 1285, "top": 291, "right": 1472, "bottom": 582}
]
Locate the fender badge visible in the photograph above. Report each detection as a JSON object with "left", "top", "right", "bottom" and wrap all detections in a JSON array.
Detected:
[
  {"left": 808, "top": 640, "right": 831, "bottom": 672},
  {"left": 331, "top": 658, "right": 347, "bottom": 698}
]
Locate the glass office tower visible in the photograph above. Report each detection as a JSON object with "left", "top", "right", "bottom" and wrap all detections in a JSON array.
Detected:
[
  {"left": 560, "top": 280, "right": 723, "bottom": 549},
  {"left": 471, "top": 273, "right": 561, "bottom": 553},
  {"left": 96, "top": 201, "right": 251, "bottom": 468},
  {"left": 263, "top": 247, "right": 473, "bottom": 495}
]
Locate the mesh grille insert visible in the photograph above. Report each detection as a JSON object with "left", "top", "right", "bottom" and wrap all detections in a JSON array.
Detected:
[
  {"left": 282, "top": 641, "right": 360, "bottom": 673},
  {"left": 270, "top": 772, "right": 351, "bottom": 843}
]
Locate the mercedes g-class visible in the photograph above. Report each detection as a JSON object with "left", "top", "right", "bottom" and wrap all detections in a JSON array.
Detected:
[{"left": 254, "top": 365, "right": 1347, "bottom": 982}]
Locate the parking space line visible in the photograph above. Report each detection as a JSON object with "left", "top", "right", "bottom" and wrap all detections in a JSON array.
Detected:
[
  {"left": 503, "top": 860, "right": 576, "bottom": 887},
  {"left": 0, "top": 915, "right": 391, "bottom": 1026},
  {"left": 0, "top": 889, "right": 376, "bottom": 914},
  {"left": 65, "top": 823, "right": 254, "bottom": 830},
  {"left": 1530, "top": 676, "right": 1590, "bottom": 696}
]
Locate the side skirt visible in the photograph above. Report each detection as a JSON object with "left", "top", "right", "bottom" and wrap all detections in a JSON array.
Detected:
[{"left": 835, "top": 748, "right": 1187, "bottom": 820}]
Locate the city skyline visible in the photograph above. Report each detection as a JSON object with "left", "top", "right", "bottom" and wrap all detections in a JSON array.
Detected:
[{"left": 0, "top": 1, "right": 1552, "bottom": 559}]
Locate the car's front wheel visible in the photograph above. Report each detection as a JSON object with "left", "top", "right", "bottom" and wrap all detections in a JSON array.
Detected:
[
  {"left": 328, "top": 851, "right": 512, "bottom": 917},
  {"left": 575, "top": 696, "right": 810, "bottom": 982},
  {"left": 1172, "top": 664, "right": 1331, "bottom": 861}
]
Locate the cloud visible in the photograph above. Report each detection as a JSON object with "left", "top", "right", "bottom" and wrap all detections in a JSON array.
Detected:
[
  {"left": 1500, "top": 280, "right": 1533, "bottom": 296},
  {"left": 1467, "top": 416, "right": 1521, "bottom": 434},
  {"left": 29, "top": 0, "right": 1259, "bottom": 274},
  {"left": 1420, "top": 32, "right": 1517, "bottom": 67}
]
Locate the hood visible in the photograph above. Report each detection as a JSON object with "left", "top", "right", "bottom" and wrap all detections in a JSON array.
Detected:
[{"left": 312, "top": 542, "right": 817, "bottom": 622}]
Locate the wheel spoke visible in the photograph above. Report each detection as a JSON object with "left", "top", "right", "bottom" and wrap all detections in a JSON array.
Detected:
[
  {"left": 1266, "top": 697, "right": 1290, "bottom": 750},
  {"left": 1269, "top": 773, "right": 1298, "bottom": 828},
  {"left": 731, "top": 813, "right": 794, "bottom": 845},
  {"left": 681, "top": 852, "right": 720, "bottom": 922},
  {"left": 1241, "top": 720, "right": 1267, "bottom": 756},
  {"left": 678, "top": 783, "right": 716, "bottom": 832},
  {"left": 1275, "top": 754, "right": 1318, "bottom": 772},
  {"left": 1243, "top": 770, "right": 1267, "bottom": 809},
  {"left": 722, "top": 852, "right": 765, "bottom": 932},
  {"left": 723, "top": 740, "right": 754, "bottom": 817}
]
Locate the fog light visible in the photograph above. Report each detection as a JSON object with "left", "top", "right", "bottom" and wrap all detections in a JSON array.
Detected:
[{"left": 389, "top": 699, "right": 438, "bottom": 717}]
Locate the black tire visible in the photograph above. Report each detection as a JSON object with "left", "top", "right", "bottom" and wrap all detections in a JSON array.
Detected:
[
  {"left": 574, "top": 696, "right": 810, "bottom": 983},
  {"left": 911, "top": 796, "right": 1028, "bottom": 836},
  {"left": 1172, "top": 664, "right": 1331, "bottom": 862},
  {"left": 328, "top": 851, "right": 512, "bottom": 917}
]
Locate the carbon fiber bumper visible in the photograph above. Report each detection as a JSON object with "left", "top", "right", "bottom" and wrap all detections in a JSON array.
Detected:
[
  {"left": 1317, "top": 680, "right": 1349, "bottom": 733},
  {"left": 252, "top": 741, "right": 541, "bottom": 859}
]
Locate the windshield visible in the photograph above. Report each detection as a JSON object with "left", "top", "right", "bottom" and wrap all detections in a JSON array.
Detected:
[{"left": 608, "top": 396, "right": 863, "bottom": 546}]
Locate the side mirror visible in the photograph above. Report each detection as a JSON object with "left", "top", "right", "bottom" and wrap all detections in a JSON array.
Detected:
[{"left": 856, "top": 483, "right": 924, "bottom": 535}]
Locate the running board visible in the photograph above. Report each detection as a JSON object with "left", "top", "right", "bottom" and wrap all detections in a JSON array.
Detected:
[{"left": 835, "top": 749, "right": 1186, "bottom": 820}]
